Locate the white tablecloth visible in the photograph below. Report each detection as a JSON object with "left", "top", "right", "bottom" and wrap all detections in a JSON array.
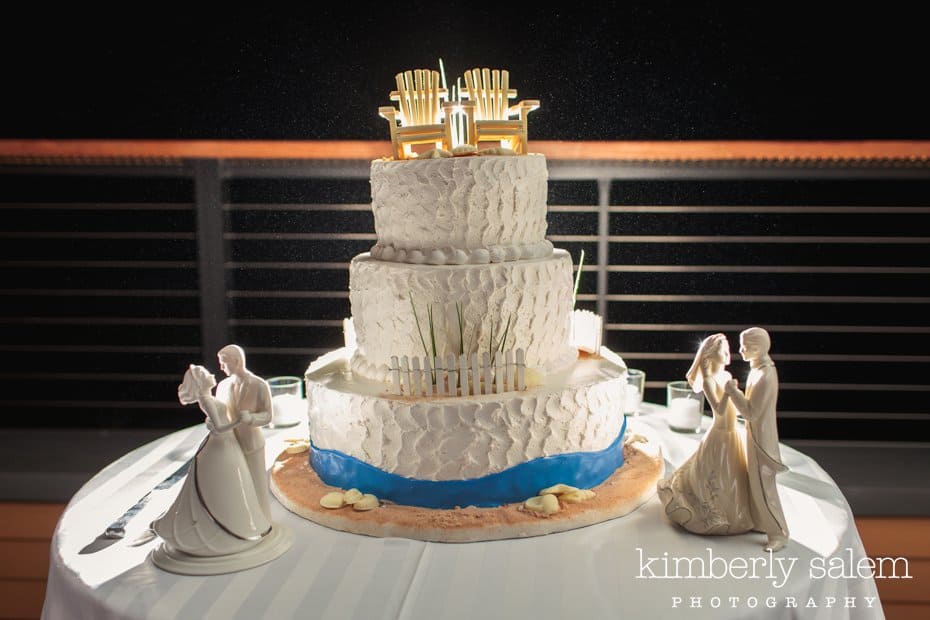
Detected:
[{"left": 42, "top": 405, "right": 884, "bottom": 619}]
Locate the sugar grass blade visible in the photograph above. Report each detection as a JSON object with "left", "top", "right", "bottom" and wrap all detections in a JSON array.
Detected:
[
  {"left": 497, "top": 315, "right": 512, "bottom": 353},
  {"left": 456, "top": 302, "right": 465, "bottom": 355},
  {"left": 573, "top": 249, "right": 585, "bottom": 309},
  {"left": 439, "top": 58, "right": 448, "bottom": 91},
  {"left": 489, "top": 315, "right": 512, "bottom": 365},
  {"left": 427, "top": 304, "right": 437, "bottom": 359},
  {"left": 409, "top": 292, "right": 430, "bottom": 359}
]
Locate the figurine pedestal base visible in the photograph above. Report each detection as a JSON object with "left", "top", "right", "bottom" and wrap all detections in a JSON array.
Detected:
[
  {"left": 151, "top": 524, "right": 294, "bottom": 575},
  {"left": 270, "top": 436, "right": 664, "bottom": 543}
]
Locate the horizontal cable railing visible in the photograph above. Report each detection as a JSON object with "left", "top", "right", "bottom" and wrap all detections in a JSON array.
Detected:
[{"left": 1, "top": 140, "right": 929, "bottom": 440}]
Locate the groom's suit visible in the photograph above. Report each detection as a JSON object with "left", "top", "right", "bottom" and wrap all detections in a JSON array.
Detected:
[
  {"left": 216, "top": 372, "right": 273, "bottom": 521},
  {"left": 741, "top": 362, "right": 789, "bottom": 539}
]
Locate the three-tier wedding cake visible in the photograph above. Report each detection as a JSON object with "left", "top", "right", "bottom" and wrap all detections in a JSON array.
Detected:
[{"left": 271, "top": 67, "right": 663, "bottom": 541}]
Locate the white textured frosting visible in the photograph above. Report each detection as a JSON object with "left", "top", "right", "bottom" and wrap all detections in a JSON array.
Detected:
[
  {"left": 349, "top": 250, "right": 578, "bottom": 381},
  {"left": 370, "top": 154, "right": 550, "bottom": 264},
  {"left": 306, "top": 348, "right": 629, "bottom": 481}
]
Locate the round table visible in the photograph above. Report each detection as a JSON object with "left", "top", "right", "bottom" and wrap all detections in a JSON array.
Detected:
[{"left": 42, "top": 405, "right": 883, "bottom": 619}]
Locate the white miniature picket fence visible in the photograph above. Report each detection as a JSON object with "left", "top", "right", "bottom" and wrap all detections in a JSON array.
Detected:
[{"left": 389, "top": 348, "right": 526, "bottom": 397}]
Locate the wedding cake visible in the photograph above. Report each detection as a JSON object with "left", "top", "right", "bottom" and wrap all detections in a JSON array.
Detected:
[{"left": 271, "top": 68, "right": 663, "bottom": 540}]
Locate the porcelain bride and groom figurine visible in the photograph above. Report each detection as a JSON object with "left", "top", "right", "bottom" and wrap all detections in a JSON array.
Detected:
[
  {"left": 657, "top": 327, "right": 790, "bottom": 552},
  {"left": 150, "top": 345, "right": 292, "bottom": 575}
]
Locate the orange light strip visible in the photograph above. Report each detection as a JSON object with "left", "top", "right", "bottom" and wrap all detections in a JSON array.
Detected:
[{"left": 0, "top": 140, "right": 929, "bottom": 161}]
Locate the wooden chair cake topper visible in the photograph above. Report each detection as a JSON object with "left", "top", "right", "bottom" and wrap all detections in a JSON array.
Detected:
[
  {"left": 460, "top": 68, "right": 540, "bottom": 154},
  {"left": 380, "top": 66, "right": 540, "bottom": 159},
  {"left": 379, "top": 69, "right": 458, "bottom": 160}
]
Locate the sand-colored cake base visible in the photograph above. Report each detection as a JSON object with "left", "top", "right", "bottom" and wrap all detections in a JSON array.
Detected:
[{"left": 270, "top": 441, "right": 664, "bottom": 543}]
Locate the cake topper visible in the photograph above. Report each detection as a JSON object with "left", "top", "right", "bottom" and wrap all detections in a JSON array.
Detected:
[
  {"left": 380, "top": 64, "right": 539, "bottom": 160},
  {"left": 459, "top": 67, "right": 539, "bottom": 154},
  {"left": 379, "top": 68, "right": 455, "bottom": 160},
  {"left": 724, "top": 327, "right": 790, "bottom": 552},
  {"left": 149, "top": 346, "right": 293, "bottom": 575},
  {"left": 658, "top": 329, "right": 791, "bottom": 552}
]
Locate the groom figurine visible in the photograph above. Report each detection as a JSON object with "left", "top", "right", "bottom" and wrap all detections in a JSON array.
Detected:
[
  {"left": 215, "top": 344, "right": 273, "bottom": 522},
  {"left": 725, "top": 327, "right": 790, "bottom": 552}
]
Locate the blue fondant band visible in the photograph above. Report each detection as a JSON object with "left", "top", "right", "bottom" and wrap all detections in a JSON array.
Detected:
[{"left": 309, "top": 416, "right": 627, "bottom": 509}]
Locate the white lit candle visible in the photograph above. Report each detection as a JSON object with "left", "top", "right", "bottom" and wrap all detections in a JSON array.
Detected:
[
  {"left": 668, "top": 397, "right": 701, "bottom": 431},
  {"left": 622, "top": 383, "right": 642, "bottom": 415},
  {"left": 272, "top": 393, "right": 304, "bottom": 427}
]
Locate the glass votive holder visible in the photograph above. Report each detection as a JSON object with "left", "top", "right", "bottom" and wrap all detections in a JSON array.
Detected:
[
  {"left": 268, "top": 376, "right": 304, "bottom": 428},
  {"left": 666, "top": 380, "right": 705, "bottom": 433},
  {"left": 622, "top": 368, "right": 646, "bottom": 416}
]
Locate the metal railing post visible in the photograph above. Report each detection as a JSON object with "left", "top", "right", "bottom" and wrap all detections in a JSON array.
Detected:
[
  {"left": 192, "top": 158, "right": 229, "bottom": 358},
  {"left": 596, "top": 178, "right": 611, "bottom": 321}
]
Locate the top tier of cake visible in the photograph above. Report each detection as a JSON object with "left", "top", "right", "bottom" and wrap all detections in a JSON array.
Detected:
[{"left": 369, "top": 154, "right": 553, "bottom": 265}]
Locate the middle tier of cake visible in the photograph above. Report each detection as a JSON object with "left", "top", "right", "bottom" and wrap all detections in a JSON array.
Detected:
[{"left": 349, "top": 249, "right": 579, "bottom": 382}]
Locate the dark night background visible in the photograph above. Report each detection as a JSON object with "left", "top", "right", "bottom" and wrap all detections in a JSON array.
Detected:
[
  {"left": 2, "top": 6, "right": 928, "bottom": 140},
  {"left": 1, "top": 5, "right": 928, "bottom": 442}
]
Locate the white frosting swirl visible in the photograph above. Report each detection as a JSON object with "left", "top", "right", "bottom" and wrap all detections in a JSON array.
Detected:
[
  {"left": 370, "top": 154, "right": 550, "bottom": 264},
  {"left": 306, "top": 348, "right": 629, "bottom": 481},
  {"left": 370, "top": 240, "right": 553, "bottom": 265},
  {"left": 349, "top": 250, "right": 578, "bottom": 382}
]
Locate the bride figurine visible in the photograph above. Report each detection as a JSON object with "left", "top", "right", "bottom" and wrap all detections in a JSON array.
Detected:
[
  {"left": 150, "top": 361, "right": 292, "bottom": 575},
  {"left": 656, "top": 334, "right": 754, "bottom": 535}
]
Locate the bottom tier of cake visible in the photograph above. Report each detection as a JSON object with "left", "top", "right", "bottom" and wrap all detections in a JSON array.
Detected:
[
  {"left": 271, "top": 427, "right": 664, "bottom": 542},
  {"left": 304, "top": 346, "right": 635, "bottom": 509}
]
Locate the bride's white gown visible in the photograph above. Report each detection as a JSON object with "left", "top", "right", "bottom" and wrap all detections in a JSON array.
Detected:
[
  {"left": 153, "top": 418, "right": 271, "bottom": 556},
  {"left": 657, "top": 373, "right": 754, "bottom": 535}
]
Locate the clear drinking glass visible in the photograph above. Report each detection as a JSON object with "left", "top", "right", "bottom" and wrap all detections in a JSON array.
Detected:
[
  {"left": 666, "top": 380, "right": 705, "bottom": 433},
  {"left": 622, "top": 368, "right": 646, "bottom": 416},
  {"left": 267, "top": 376, "right": 304, "bottom": 428}
]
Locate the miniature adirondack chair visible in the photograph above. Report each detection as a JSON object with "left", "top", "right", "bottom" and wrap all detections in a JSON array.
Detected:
[
  {"left": 379, "top": 69, "right": 457, "bottom": 160},
  {"left": 460, "top": 68, "right": 540, "bottom": 154}
]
